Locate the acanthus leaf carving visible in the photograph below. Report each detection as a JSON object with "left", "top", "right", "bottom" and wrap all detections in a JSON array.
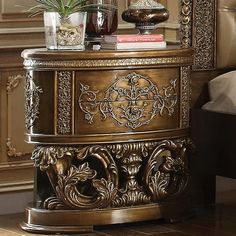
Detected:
[
  {"left": 33, "top": 145, "right": 119, "bottom": 210},
  {"left": 144, "top": 139, "right": 189, "bottom": 201},
  {"left": 52, "top": 164, "right": 116, "bottom": 210},
  {"left": 33, "top": 139, "right": 190, "bottom": 210}
]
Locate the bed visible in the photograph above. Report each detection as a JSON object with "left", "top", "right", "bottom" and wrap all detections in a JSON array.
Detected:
[{"left": 190, "top": 0, "right": 236, "bottom": 205}]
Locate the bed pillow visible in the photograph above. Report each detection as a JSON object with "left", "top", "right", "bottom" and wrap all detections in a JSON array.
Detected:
[{"left": 202, "top": 71, "right": 236, "bottom": 114}]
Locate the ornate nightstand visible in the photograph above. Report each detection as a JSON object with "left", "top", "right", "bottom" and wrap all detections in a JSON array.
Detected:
[{"left": 21, "top": 47, "right": 193, "bottom": 233}]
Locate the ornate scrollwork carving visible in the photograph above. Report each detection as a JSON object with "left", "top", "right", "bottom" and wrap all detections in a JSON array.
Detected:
[
  {"left": 180, "top": 66, "right": 190, "bottom": 127},
  {"left": 32, "top": 145, "right": 118, "bottom": 210},
  {"left": 57, "top": 71, "right": 73, "bottom": 134},
  {"left": 107, "top": 142, "right": 155, "bottom": 206},
  {"left": 78, "top": 83, "right": 99, "bottom": 124},
  {"left": 178, "top": 0, "right": 216, "bottom": 69},
  {"left": 107, "top": 142, "right": 155, "bottom": 160},
  {"left": 144, "top": 139, "right": 189, "bottom": 201},
  {"left": 112, "top": 153, "right": 150, "bottom": 207},
  {"left": 6, "top": 138, "right": 29, "bottom": 158},
  {"left": 45, "top": 164, "right": 117, "bottom": 210},
  {"left": 180, "top": 0, "right": 192, "bottom": 48},
  {"left": 79, "top": 72, "right": 177, "bottom": 129},
  {"left": 25, "top": 73, "right": 43, "bottom": 130},
  {"left": 33, "top": 139, "right": 189, "bottom": 210},
  {"left": 7, "top": 74, "right": 25, "bottom": 93},
  {"left": 192, "top": 0, "right": 216, "bottom": 70},
  {"left": 32, "top": 146, "right": 75, "bottom": 172}
]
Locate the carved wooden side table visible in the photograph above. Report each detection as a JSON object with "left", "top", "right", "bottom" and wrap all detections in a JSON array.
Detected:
[{"left": 21, "top": 48, "right": 193, "bottom": 233}]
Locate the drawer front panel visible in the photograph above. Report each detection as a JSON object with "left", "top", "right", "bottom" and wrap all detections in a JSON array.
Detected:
[{"left": 74, "top": 68, "right": 180, "bottom": 135}]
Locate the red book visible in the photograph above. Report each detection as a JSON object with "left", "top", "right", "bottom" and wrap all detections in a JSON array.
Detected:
[{"left": 104, "top": 34, "right": 164, "bottom": 43}]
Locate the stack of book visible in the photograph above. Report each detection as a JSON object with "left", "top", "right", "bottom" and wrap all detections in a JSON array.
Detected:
[{"left": 101, "top": 34, "right": 166, "bottom": 50}]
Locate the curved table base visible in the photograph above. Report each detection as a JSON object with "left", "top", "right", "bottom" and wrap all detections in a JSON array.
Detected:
[{"left": 21, "top": 200, "right": 193, "bottom": 233}]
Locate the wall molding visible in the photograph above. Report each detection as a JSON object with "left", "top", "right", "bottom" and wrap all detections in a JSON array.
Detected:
[
  {"left": 0, "top": 161, "right": 34, "bottom": 193},
  {"left": 0, "top": 180, "right": 33, "bottom": 193},
  {"left": 0, "top": 27, "right": 44, "bottom": 34},
  {"left": 0, "top": 22, "right": 180, "bottom": 35},
  {"left": 6, "top": 74, "right": 33, "bottom": 159},
  {"left": 0, "top": 160, "right": 32, "bottom": 170}
]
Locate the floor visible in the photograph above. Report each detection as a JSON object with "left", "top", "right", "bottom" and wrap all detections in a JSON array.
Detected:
[{"left": 0, "top": 191, "right": 235, "bottom": 236}]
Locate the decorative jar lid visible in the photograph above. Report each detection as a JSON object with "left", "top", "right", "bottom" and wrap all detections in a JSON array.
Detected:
[{"left": 129, "top": 0, "right": 165, "bottom": 9}]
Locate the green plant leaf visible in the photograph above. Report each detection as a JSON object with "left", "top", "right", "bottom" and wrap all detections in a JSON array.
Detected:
[{"left": 29, "top": 0, "right": 117, "bottom": 17}]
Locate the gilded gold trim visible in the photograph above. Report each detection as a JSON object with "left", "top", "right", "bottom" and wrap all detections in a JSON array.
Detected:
[
  {"left": 54, "top": 71, "right": 58, "bottom": 135},
  {"left": 180, "top": 66, "right": 190, "bottom": 128},
  {"left": 72, "top": 72, "right": 75, "bottom": 135},
  {"left": 56, "top": 71, "right": 73, "bottom": 134},
  {"left": 180, "top": 0, "right": 192, "bottom": 48},
  {"left": 24, "top": 57, "right": 193, "bottom": 69}
]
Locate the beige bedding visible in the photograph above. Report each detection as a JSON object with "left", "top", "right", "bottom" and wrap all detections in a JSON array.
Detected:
[{"left": 202, "top": 71, "right": 236, "bottom": 114}]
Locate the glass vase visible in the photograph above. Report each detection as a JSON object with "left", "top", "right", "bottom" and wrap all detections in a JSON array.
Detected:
[
  {"left": 44, "top": 12, "right": 87, "bottom": 50},
  {"left": 86, "top": 0, "right": 118, "bottom": 39}
]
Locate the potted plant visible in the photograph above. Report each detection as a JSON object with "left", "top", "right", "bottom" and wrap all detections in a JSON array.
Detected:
[{"left": 29, "top": 0, "right": 117, "bottom": 50}]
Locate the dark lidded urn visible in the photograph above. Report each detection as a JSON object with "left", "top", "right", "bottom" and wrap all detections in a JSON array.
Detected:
[
  {"left": 122, "top": 0, "right": 169, "bottom": 35},
  {"left": 86, "top": 0, "right": 118, "bottom": 38}
]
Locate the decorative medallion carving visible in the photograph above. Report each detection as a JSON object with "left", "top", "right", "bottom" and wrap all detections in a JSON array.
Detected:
[
  {"left": 180, "top": 66, "right": 190, "bottom": 128},
  {"left": 180, "top": 0, "right": 192, "bottom": 48},
  {"left": 7, "top": 74, "right": 25, "bottom": 93},
  {"left": 79, "top": 72, "right": 178, "bottom": 129},
  {"left": 192, "top": 0, "right": 216, "bottom": 70},
  {"left": 32, "top": 139, "right": 190, "bottom": 210},
  {"left": 57, "top": 71, "right": 73, "bottom": 134},
  {"left": 25, "top": 73, "right": 43, "bottom": 130},
  {"left": 24, "top": 56, "right": 193, "bottom": 69}
]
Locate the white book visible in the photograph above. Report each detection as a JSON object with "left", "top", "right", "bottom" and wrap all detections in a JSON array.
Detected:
[{"left": 101, "top": 41, "right": 167, "bottom": 50}]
